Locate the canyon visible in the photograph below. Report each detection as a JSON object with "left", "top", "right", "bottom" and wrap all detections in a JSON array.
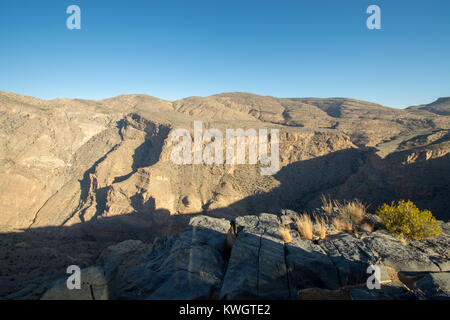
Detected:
[{"left": 0, "top": 90, "right": 449, "bottom": 299}]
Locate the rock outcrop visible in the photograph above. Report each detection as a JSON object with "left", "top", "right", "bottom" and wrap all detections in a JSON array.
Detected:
[{"left": 39, "top": 213, "right": 450, "bottom": 300}]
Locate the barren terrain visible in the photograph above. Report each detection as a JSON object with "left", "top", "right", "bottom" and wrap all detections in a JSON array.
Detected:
[{"left": 0, "top": 91, "right": 449, "bottom": 298}]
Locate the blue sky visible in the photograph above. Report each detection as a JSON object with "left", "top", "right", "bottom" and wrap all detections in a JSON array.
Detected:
[{"left": 0, "top": 0, "right": 449, "bottom": 108}]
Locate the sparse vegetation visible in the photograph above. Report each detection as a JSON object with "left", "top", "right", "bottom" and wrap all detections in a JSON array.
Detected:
[
  {"left": 320, "top": 194, "right": 333, "bottom": 216},
  {"left": 296, "top": 214, "right": 314, "bottom": 240},
  {"left": 398, "top": 235, "right": 408, "bottom": 245},
  {"left": 329, "top": 198, "right": 376, "bottom": 235},
  {"left": 359, "top": 221, "right": 374, "bottom": 233},
  {"left": 279, "top": 225, "right": 293, "bottom": 244},
  {"left": 290, "top": 198, "right": 373, "bottom": 241},
  {"left": 377, "top": 200, "right": 441, "bottom": 240},
  {"left": 332, "top": 217, "right": 354, "bottom": 233},
  {"left": 313, "top": 215, "right": 328, "bottom": 239},
  {"left": 334, "top": 199, "right": 367, "bottom": 224},
  {"left": 287, "top": 198, "right": 437, "bottom": 243},
  {"left": 295, "top": 213, "right": 328, "bottom": 240}
]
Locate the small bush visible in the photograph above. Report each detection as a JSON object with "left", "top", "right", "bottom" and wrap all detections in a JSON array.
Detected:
[{"left": 377, "top": 200, "right": 441, "bottom": 240}]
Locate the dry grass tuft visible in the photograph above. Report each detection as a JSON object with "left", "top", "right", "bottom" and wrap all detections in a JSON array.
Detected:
[
  {"left": 320, "top": 194, "right": 333, "bottom": 216},
  {"left": 335, "top": 199, "right": 367, "bottom": 224},
  {"left": 398, "top": 235, "right": 408, "bottom": 245},
  {"left": 359, "top": 221, "right": 374, "bottom": 233},
  {"left": 296, "top": 214, "right": 314, "bottom": 240},
  {"left": 386, "top": 267, "right": 400, "bottom": 283},
  {"left": 313, "top": 215, "right": 328, "bottom": 239},
  {"left": 279, "top": 225, "right": 293, "bottom": 244},
  {"left": 332, "top": 217, "right": 354, "bottom": 233}
]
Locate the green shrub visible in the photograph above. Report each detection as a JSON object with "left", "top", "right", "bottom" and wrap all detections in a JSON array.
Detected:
[{"left": 377, "top": 200, "right": 441, "bottom": 240}]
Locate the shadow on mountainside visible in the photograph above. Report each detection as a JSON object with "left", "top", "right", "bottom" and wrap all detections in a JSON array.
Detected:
[
  {"left": 196, "top": 147, "right": 450, "bottom": 223},
  {"left": 0, "top": 147, "right": 449, "bottom": 299},
  {"left": 113, "top": 117, "right": 171, "bottom": 183}
]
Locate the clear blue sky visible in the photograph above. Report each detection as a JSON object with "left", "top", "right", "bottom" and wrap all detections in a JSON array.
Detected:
[{"left": 1, "top": 0, "right": 449, "bottom": 108}]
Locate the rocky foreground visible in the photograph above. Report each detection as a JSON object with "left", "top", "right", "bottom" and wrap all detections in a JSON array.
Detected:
[{"left": 40, "top": 212, "right": 450, "bottom": 300}]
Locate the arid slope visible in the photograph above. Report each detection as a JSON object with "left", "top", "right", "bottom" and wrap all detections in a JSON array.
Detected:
[{"left": 1, "top": 91, "right": 449, "bottom": 234}]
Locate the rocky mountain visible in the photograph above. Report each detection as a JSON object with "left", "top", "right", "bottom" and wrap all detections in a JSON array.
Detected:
[
  {"left": 407, "top": 97, "right": 450, "bottom": 116},
  {"left": 0, "top": 90, "right": 449, "bottom": 299}
]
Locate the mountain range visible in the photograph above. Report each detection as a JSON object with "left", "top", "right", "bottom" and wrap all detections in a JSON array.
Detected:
[{"left": 0, "top": 90, "right": 449, "bottom": 299}]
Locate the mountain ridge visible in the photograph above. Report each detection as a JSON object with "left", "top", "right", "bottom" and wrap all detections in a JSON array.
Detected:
[{"left": 2, "top": 89, "right": 449, "bottom": 109}]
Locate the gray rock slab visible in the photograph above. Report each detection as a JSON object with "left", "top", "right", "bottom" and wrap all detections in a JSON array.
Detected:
[
  {"left": 116, "top": 215, "right": 230, "bottom": 300},
  {"left": 414, "top": 272, "right": 450, "bottom": 300},
  {"left": 408, "top": 233, "right": 450, "bottom": 271},
  {"left": 286, "top": 236, "right": 340, "bottom": 296},
  {"left": 220, "top": 215, "right": 263, "bottom": 299},
  {"left": 362, "top": 231, "right": 441, "bottom": 272},
  {"left": 319, "top": 233, "right": 380, "bottom": 286},
  {"left": 41, "top": 265, "right": 114, "bottom": 300},
  {"left": 220, "top": 213, "right": 291, "bottom": 299}
]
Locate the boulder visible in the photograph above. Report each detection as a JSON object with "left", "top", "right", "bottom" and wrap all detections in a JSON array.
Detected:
[
  {"left": 413, "top": 272, "right": 450, "bottom": 300},
  {"left": 219, "top": 215, "right": 264, "bottom": 299},
  {"left": 257, "top": 214, "right": 290, "bottom": 299},
  {"left": 319, "top": 233, "right": 379, "bottom": 286},
  {"left": 115, "top": 216, "right": 231, "bottom": 299},
  {"left": 361, "top": 230, "right": 441, "bottom": 272},
  {"left": 408, "top": 232, "right": 450, "bottom": 271},
  {"left": 286, "top": 236, "right": 340, "bottom": 294},
  {"left": 41, "top": 265, "right": 115, "bottom": 300}
]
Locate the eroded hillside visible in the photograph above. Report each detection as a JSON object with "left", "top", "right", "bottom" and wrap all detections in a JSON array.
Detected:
[
  {"left": 1, "top": 90, "right": 450, "bottom": 299},
  {"left": 1, "top": 91, "right": 449, "bottom": 232}
]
